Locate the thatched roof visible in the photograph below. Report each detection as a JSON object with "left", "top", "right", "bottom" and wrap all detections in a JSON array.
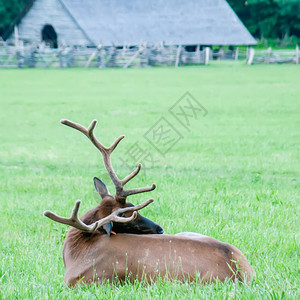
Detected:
[
  {"left": 5, "top": 0, "right": 256, "bottom": 46},
  {"left": 61, "top": 0, "right": 256, "bottom": 46}
]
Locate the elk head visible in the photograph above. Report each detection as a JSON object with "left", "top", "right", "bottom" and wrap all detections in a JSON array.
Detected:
[{"left": 44, "top": 119, "right": 163, "bottom": 236}]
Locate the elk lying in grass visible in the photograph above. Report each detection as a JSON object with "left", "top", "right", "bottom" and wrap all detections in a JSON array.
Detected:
[{"left": 44, "top": 119, "right": 255, "bottom": 286}]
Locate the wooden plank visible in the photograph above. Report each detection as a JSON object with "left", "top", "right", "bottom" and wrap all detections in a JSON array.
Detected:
[
  {"left": 0, "top": 53, "right": 15, "bottom": 67},
  {"left": 85, "top": 45, "right": 101, "bottom": 68},
  {"left": 123, "top": 45, "right": 144, "bottom": 68},
  {"left": 85, "top": 50, "right": 97, "bottom": 68}
]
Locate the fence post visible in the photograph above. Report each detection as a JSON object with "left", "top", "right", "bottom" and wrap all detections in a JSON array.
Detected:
[
  {"left": 196, "top": 45, "right": 201, "bottom": 64},
  {"left": 66, "top": 48, "right": 74, "bottom": 67},
  {"left": 16, "top": 49, "right": 22, "bottom": 68},
  {"left": 123, "top": 45, "right": 145, "bottom": 68},
  {"left": 14, "top": 26, "right": 23, "bottom": 68},
  {"left": 235, "top": 47, "right": 239, "bottom": 61},
  {"left": 247, "top": 47, "right": 255, "bottom": 65},
  {"left": 59, "top": 49, "right": 64, "bottom": 68},
  {"left": 107, "top": 47, "right": 117, "bottom": 67},
  {"left": 267, "top": 47, "right": 272, "bottom": 64},
  {"left": 140, "top": 44, "right": 149, "bottom": 67},
  {"left": 28, "top": 47, "right": 36, "bottom": 67},
  {"left": 16, "top": 41, "right": 25, "bottom": 68},
  {"left": 14, "top": 25, "right": 19, "bottom": 48},
  {"left": 98, "top": 47, "right": 106, "bottom": 68},
  {"left": 204, "top": 47, "right": 210, "bottom": 65},
  {"left": 296, "top": 45, "right": 299, "bottom": 64},
  {"left": 267, "top": 47, "right": 272, "bottom": 55},
  {"left": 175, "top": 44, "right": 181, "bottom": 67},
  {"left": 86, "top": 45, "right": 101, "bottom": 68}
]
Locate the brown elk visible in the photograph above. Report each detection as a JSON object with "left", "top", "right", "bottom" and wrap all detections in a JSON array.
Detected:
[{"left": 44, "top": 119, "right": 255, "bottom": 286}]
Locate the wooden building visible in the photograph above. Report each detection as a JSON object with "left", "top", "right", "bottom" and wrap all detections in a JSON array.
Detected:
[{"left": 4, "top": 0, "right": 256, "bottom": 47}]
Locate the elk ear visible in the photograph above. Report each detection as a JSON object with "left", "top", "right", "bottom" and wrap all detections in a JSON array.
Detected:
[
  {"left": 94, "top": 177, "right": 110, "bottom": 199},
  {"left": 103, "top": 222, "right": 113, "bottom": 236}
]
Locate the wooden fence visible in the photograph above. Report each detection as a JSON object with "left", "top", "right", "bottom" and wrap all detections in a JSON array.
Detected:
[
  {"left": 0, "top": 42, "right": 206, "bottom": 68},
  {"left": 0, "top": 42, "right": 299, "bottom": 68},
  {"left": 247, "top": 46, "right": 299, "bottom": 65}
]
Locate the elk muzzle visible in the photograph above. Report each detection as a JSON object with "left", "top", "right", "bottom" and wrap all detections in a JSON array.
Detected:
[{"left": 112, "top": 214, "right": 164, "bottom": 234}]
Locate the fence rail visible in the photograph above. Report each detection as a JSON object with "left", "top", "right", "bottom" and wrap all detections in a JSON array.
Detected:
[
  {"left": 0, "top": 42, "right": 299, "bottom": 68},
  {"left": 251, "top": 47, "right": 299, "bottom": 64}
]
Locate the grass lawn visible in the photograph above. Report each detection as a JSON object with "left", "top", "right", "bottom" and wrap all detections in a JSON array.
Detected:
[{"left": 0, "top": 63, "right": 299, "bottom": 299}]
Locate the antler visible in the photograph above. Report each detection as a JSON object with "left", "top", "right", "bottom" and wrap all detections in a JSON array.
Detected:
[
  {"left": 60, "top": 119, "right": 155, "bottom": 202},
  {"left": 44, "top": 199, "right": 154, "bottom": 232}
]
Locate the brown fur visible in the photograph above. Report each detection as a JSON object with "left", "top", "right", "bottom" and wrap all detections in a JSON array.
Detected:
[
  {"left": 54, "top": 119, "right": 255, "bottom": 286},
  {"left": 62, "top": 199, "right": 255, "bottom": 286},
  {"left": 63, "top": 232, "right": 255, "bottom": 286}
]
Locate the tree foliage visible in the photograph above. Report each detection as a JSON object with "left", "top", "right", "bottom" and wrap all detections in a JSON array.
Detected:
[
  {"left": 0, "top": 0, "right": 299, "bottom": 39},
  {"left": 227, "top": 0, "right": 300, "bottom": 38},
  {"left": 0, "top": 0, "right": 29, "bottom": 37}
]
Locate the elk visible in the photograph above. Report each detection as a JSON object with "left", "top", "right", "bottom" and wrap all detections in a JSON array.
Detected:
[{"left": 44, "top": 119, "right": 255, "bottom": 286}]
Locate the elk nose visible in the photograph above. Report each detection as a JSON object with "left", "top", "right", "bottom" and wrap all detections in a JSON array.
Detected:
[{"left": 156, "top": 226, "right": 164, "bottom": 234}]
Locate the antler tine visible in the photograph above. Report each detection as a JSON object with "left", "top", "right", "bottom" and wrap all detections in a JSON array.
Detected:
[
  {"left": 121, "top": 163, "right": 142, "bottom": 185},
  {"left": 61, "top": 119, "right": 110, "bottom": 152},
  {"left": 60, "top": 119, "right": 124, "bottom": 190},
  {"left": 61, "top": 119, "right": 156, "bottom": 201},
  {"left": 61, "top": 119, "right": 125, "bottom": 154},
  {"left": 109, "top": 198, "right": 153, "bottom": 215},
  {"left": 44, "top": 200, "right": 98, "bottom": 232},
  {"left": 44, "top": 199, "right": 154, "bottom": 232},
  {"left": 91, "top": 199, "right": 154, "bottom": 229},
  {"left": 122, "top": 184, "right": 156, "bottom": 198}
]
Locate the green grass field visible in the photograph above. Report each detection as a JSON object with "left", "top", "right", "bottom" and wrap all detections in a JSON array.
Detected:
[{"left": 0, "top": 64, "right": 299, "bottom": 299}]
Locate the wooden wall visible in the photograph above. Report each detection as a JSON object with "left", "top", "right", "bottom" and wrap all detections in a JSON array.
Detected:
[{"left": 7, "top": 0, "right": 90, "bottom": 46}]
